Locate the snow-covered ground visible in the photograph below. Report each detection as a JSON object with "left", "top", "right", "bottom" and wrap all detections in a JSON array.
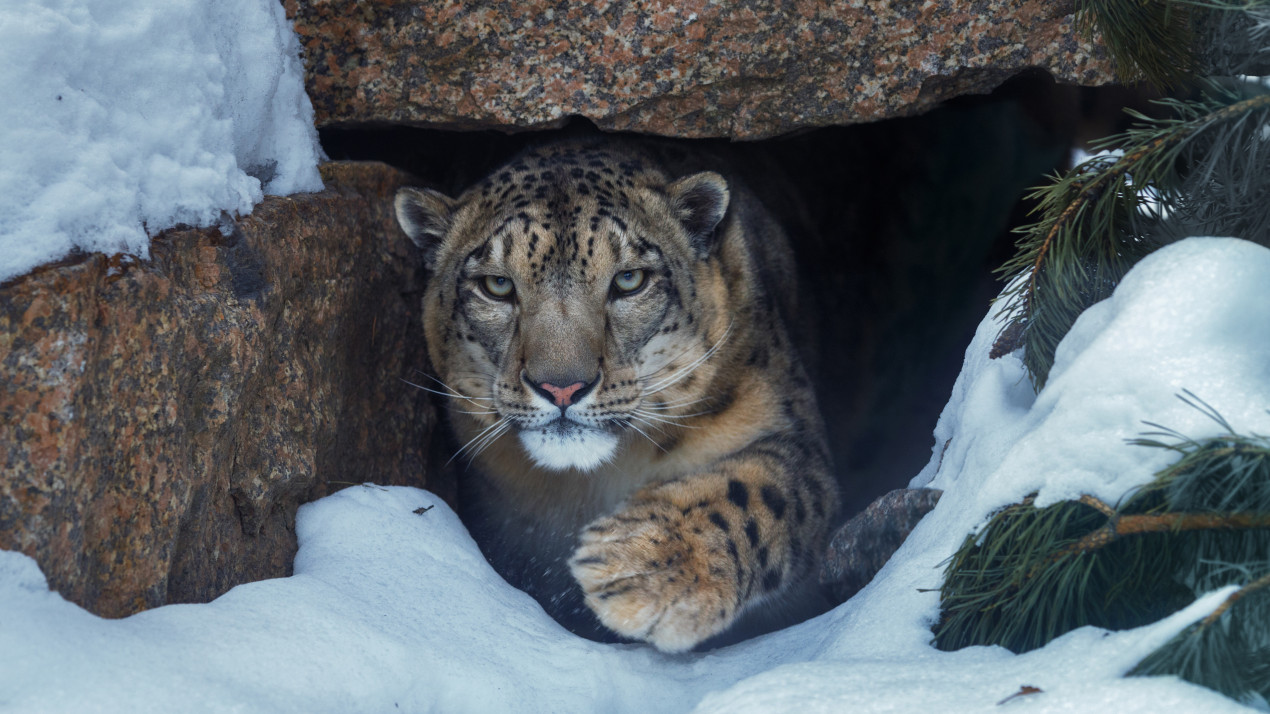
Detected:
[
  {"left": 0, "top": 0, "right": 323, "bottom": 284},
  {"left": 2, "top": 236, "right": 1267, "bottom": 712}
]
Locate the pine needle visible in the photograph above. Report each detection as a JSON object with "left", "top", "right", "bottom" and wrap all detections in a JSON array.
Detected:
[
  {"left": 1078, "top": 0, "right": 1199, "bottom": 88},
  {"left": 1130, "top": 573, "right": 1270, "bottom": 704},
  {"left": 1077, "top": 0, "right": 1270, "bottom": 86}
]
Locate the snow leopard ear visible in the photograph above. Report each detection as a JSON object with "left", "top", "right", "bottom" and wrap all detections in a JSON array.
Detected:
[
  {"left": 668, "top": 172, "right": 730, "bottom": 258},
  {"left": 394, "top": 187, "right": 456, "bottom": 269}
]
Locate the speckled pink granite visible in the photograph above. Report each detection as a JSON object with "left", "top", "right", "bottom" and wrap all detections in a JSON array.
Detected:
[{"left": 285, "top": 0, "right": 1114, "bottom": 138}]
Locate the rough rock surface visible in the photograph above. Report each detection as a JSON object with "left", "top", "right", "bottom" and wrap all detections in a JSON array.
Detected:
[
  {"left": 285, "top": 0, "right": 1114, "bottom": 138},
  {"left": 821, "top": 488, "right": 943, "bottom": 603},
  {"left": 0, "top": 162, "right": 439, "bottom": 618}
]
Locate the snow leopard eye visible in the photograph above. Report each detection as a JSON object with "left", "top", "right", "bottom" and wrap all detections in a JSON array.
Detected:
[
  {"left": 612, "top": 269, "right": 646, "bottom": 295},
  {"left": 481, "top": 275, "right": 515, "bottom": 300}
]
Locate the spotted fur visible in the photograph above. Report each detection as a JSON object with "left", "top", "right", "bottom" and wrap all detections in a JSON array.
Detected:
[{"left": 395, "top": 139, "right": 839, "bottom": 652}]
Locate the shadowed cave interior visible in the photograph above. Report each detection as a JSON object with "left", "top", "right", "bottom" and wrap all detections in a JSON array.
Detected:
[{"left": 319, "top": 71, "right": 1144, "bottom": 532}]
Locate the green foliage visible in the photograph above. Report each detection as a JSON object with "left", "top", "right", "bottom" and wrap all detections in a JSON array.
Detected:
[
  {"left": 942, "top": 1, "right": 1270, "bottom": 705},
  {"left": 1078, "top": 0, "right": 1199, "bottom": 88},
  {"left": 933, "top": 396, "right": 1270, "bottom": 702},
  {"left": 992, "top": 0, "right": 1270, "bottom": 388},
  {"left": 1077, "top": 0, "right": 1270, "bottom": 86},
  {"left": 992, "top": 87, "right": 1270, "bottom": 388},
  {"left": 933, "top": 495, "right": 1189, "bottom": 652},
  {"left": 1130, "top": 574, "right": 1270, "bottom": 704}
]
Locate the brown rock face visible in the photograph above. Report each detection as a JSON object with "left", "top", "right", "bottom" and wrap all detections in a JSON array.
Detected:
[
  {"left": 0, "top": 162, "right": 439, "bottom": 618},
  {"left": 285, "top": 0, "right": 1114, "bottom": 138}
]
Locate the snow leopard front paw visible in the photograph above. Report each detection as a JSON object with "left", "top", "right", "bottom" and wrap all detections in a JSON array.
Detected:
[{"left": 569, "top": 500, "right": 742, "bottom": 652}]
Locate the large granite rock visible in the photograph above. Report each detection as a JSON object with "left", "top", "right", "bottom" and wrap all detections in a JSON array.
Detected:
[
  {"left": 0, "top": 162, "right": 440, "bottom": 618},
  {"left": 285, "top": 0, "right": 1114, "bottom": 138}
]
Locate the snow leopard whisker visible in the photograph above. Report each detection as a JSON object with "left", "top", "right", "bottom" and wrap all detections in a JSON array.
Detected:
[
  {"left": 641, "top": 351, "right": 711, "bottom": 395},
  {"left": 467, "top": 420, "right": 512, "bottom": 462},
  {"left": 402, "top": 376, "right": 497, "bottom": 418},
  {"left": 630, "top": 409, "right": 701, "bottom": 428},
  {"left": 640, "top": 395, "right": 714, "bottom": 411},
  {"left": 652, "top": 408, "right": 716, "bottom": 419},
  {"left": 461, "top": 419, "right": 512, "bottom": 465},
  {"left": 635, "top": 396, "right": 715, "bottom": 414},
  {"left": 448, "top": 415, "right": 512, "bottom": 465},
  {"left": 402, "top": 380, "right": 498, "bottom": 413},
  {"left": 637, "top": 321, "right": 732, "bottom": 386},
  {"left": 619, "top": 418, "right": 667, "bottom": 453},
  {"left": 638, "top": 344, "right": 703, "bottom": 383},
  {"left": 641, "top": 323, "right": 733, "bottom": 396},
  {"left": 401, "top": 379, "right": 473, "bottom": 401},
  {"left": 627, "top": 414, "right": 670, "bottom": 435},
  {"left": 409, "top": 371, "right": 495, "bottom": 401},
  {"left": 451, "top": 369, "right": 497, "bottom": 379}
]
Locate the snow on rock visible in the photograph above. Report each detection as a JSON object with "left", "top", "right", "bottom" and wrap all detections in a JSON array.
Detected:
[
  {"left": 0, "top": 0, "right": 323, "bottom": 284},
  {"left": 2, "top": 238, "right": 1267, "bottom": 712}
]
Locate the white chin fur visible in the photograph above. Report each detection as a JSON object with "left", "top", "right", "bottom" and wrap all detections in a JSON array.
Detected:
[{"left": 519, "top": 425, "right": 618, "bottom": 471}]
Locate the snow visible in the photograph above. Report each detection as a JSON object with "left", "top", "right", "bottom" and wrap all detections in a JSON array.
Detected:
[
  {"left": 912, "top": 236, "right": 1270, "bottom": 509},
  {"left": 0, "top": 0, "right": 323, "bottom": 284},
  {"left": 3, "top": 237, "right": 1268, "bottom": 712}
]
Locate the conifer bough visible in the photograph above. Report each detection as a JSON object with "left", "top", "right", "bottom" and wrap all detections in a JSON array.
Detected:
[
  {"left": 951, "top": 0, "right": 1270, "bottom": 705},
  {"left": 1078, "top": 0, "right": 1199, "bottom": 87},
  {"left": 993, "top": 0, "right": 1270, "bottom": 388},
  {"left": 991, "top": 90, "right": 1270, "bottom": 388},
  {"left": 934, "top": 396, "right": 1270, "bottom": 704}
]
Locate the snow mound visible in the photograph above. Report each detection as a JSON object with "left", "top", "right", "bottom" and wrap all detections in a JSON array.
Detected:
[
  {"left": 913, "top": 236, "right": 1270, "bottom": 508},
  {"left": 1, "top": 238, "right": 1266, "bottom": 712},
  {"left": 0, "top": 0, "right": 323, "bottom": 284}
]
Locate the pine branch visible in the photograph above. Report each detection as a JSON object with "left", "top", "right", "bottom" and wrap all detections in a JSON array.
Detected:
[
  {"left": 1059, "top": 500, "right": 1270, "bottom": 556},
  {"left": 934, "top": 398, "right": 1270, "bottom": 665},
  {"left": 1193, "top": 3, "right": 1270, "bottom": 76},
  {"left": 934, "top": 494, "right": 1194, "bottom": 653},
  {"left": 1077, "top": 0, "right": 1270, "bottom": 86},
  {"left": 1077, "top": 0, "right": 1199, "bottom": 88},
  {"left": 1198, "top": 570, "right": 1270, "bottom": 626},
  {"left": 1130, "top": 572, "right": 1270, "bottom": 703},
  {"left": 991, "top": 91, "right": 1270, "bottom": 388}
]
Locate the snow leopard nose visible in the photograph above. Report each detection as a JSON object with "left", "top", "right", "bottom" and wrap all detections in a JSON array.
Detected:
[
  {"left": 541, "top": 381, "right": 584, "bottom": 407},
  {"left": 527, "top": 374, "right": 598, "bottom": 409}
]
